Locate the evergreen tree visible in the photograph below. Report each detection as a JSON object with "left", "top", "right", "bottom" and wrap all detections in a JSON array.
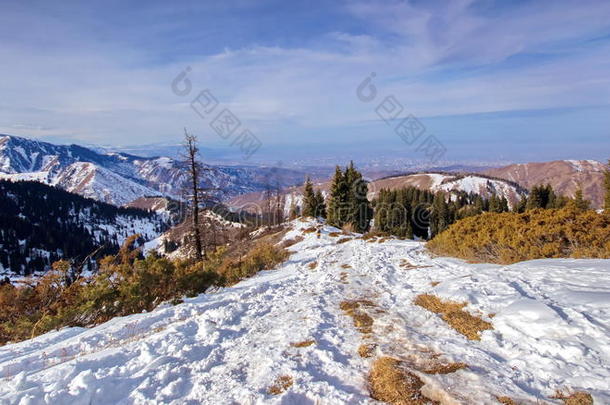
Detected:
[
  {"left": 574, "top": 187, "right": 590, "bottom": 211},
  {"left": 301, "top": 177, "right": 316, "bottom": 217},
  {"left": 326, "top": 166, "right": 348, "bottom": 227},
  {"left": 431, "top": 192, "right": 449, "bottom": 237},
  {"left": 526, "top": 186, "right": 541, "bottom": 210},
  {"left": 345, "top": 162, "right": 372, "bottom": 233},
  {"left": 500, "top": 196, "right": 509, "bottom": 212},
  {"left": 488, "top": 194, "right": 502, "bottom": 213},
  {"left": 314, "top": 190, "right": 326, "bottom": 218}
]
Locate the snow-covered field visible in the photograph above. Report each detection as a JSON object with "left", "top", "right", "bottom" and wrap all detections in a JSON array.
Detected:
[{"left": 1, "top": 220, "right": 609, "bottom": 404}]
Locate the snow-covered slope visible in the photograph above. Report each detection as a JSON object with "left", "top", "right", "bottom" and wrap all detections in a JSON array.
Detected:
[
  {"left": 0, "top": 134, "right": 306, "bottom": 205},
  {"left": 0, "top": 180, "right": 167, "bottom": 277},
  {"left": 370, "top": 172, "right": 527, "bottom": 207},
  {"left": 1, "top": 220, "right": 608, "bottom": 404}
]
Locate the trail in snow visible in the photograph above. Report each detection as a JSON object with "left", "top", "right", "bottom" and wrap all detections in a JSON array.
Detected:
[{"left": 0, "top": 220, "right": 609, "bottom": 404}]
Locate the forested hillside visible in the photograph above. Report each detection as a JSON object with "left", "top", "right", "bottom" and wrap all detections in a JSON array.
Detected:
[{"left": 0, "top": 180, "right": 166, "bottom": 276}]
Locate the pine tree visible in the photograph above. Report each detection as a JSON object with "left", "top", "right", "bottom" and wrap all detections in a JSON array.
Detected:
[
  {"left": 488, "top": 194, "right": 502, "bottom": 213},
  {"left": 345, "top": 162, "right": 372, "bottom": 233},
  {"left": 327, "top": 166, "right": 348, "bottom": 227},
  {"left": 301, "top": 177, "right": 316, "bottom": 217},
  {"left": 526, "top": 185, "right": 544, "bottom": 210},
  {"left": 314, "top": 190, "right": 326, "bottom": 218},
  {"left": 431, "top": 192, "right": 449, "bottom": 237},
  {"left": 500, "top": 196, "right": 509, "bottom": 212},
  {"left": 574, "top": 187, "right": 590, "bottom": 211}
]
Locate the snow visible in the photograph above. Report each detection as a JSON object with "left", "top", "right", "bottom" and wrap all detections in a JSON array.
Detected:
[
  {"left": 0, "top": 220, "right": 609, "bottom": 404},
  {"left": 0, "top": 171, "right": 50, "bottom": 183}
]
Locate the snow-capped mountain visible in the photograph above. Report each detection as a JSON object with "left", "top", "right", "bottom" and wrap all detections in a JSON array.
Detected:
[
  {"left": 484, "top": 159, "right": 607, "bottom": 208},
  {"left": 228, "top": 171, "right": 527, "bottom": 213},
  {"left": 0, "top": 135, "right": 307, "bottom": 206},
  {"left": 369, "top": 172, "right": 527, "bottom": 205}
]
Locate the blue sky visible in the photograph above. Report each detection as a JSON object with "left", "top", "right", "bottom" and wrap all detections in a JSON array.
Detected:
[{"left": 1, "top": 0, "right": 609, "bottom": 163}]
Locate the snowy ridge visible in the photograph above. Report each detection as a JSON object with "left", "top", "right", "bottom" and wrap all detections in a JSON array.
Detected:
[
  {"left": 0, "top": 135, "right": 305, "bottom": 206},
  {"left": 1, "top": 219, "right": 608, "bottom": 403}
]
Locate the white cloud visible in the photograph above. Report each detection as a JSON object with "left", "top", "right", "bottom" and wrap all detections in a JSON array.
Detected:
[{"left": 0, "top": 0, "right": 609, "bottom": 156}]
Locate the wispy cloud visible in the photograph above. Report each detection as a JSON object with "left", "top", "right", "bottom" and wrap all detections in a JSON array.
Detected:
[{"left": 0, "top": 0, "right": 609, "bottom": 161}]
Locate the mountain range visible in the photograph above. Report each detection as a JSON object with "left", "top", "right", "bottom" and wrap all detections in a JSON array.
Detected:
[{"left": 0, "top": 135, "right": 308, "bottom": 206}]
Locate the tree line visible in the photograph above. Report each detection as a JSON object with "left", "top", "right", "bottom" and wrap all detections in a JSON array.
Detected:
[
  {"left": 0, "top": 180, "right": 165, "bottom": 275},
  {"left": 297, "top": 159, "right": 610, "bottom": 240}
]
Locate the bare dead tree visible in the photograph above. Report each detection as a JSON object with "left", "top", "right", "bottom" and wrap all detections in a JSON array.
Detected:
[
  {"left": 182, "top": 128, "right": 204, "bottom": 261},
  {"left": 274, "top": 177, "right": 284, "bottom": 226}
]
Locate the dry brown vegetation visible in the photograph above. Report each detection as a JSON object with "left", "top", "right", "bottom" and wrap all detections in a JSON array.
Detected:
[
  {"left": 307, "top": 261, "right": 318, "bottom": 270},
  {"left": 340, "top": 299, "right": 376, "bottom": 334},
  {"left": 430, "top": 281, "right": 440, "bottom": 287},
  {"left": 400, "top": 259, "right": 431, "bottom": 270},
  {"left": 427, "top": 207, "right": 610, "bottom": 264},
  {"left": 0, "top": 229, "right": 291, "bottom": 345},
  {"left": 496, "top": 396, "right": 517, "bottom": 405},
  {"left": 361, "top": 231, "right": 389, "bottom": 241},
  {"left": 302, "top": 226, "right": 318, "bottom": 233},
  {"left": 267, "top": 375, "right": 293, "bottom": 395},
  {"left": 420, "top": 361, "right": 468, "bottom": 374},
  {"left": 290, "top": 340, "right": 315, "bottom": 348},
  {"left": 551, "top": 390, "right": 594, "bottom": 405},
  {"left": 369, "top": 357, "right": 439, "bottom": 405},
  {"left": 336, "top": 237, "right": 352, "bottom": 244},
  {"left": 414, "top": 294, "right": 493, "bottom": 340},
  {"left": 328, "top": 231, "right": 341, "bottom": 237},
  {"left": 340, "top": 263, "right": 352, "bottom": 269},
  {"left": 281, "top": 235, "right": 304, "bottom": 248},
  {"left": 358, "top": 343, "right": 376, "bottom": 358}
]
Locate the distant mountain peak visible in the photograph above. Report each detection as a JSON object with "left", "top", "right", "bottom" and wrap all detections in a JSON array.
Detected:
[{"left": 0, "top": 134, "right": 309, "bottom": 206}]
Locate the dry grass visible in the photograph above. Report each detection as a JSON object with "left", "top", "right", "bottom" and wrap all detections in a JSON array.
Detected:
[
  {"left": 352, "top": 312, "right": 374, "bottom": 334},
  {"left": 340, "top": 300, "right": 376, "bottom": 334},
  {"left": 339, "top": 272, "right": 349, "bottom": 284},
  {"left": 290, "top": 339, "right": 315, "bottom": 348},
  {"left": 368, "top": 357, "right": 439, "bottom": 405},
  {"left": 400, "top": 259, "right": 431, "bottom": 270},
  {"left": 361, "top": 231, "right": 388, "bottom": 240},
  {"left": 414, "top": 294, "right": 493, "bottom": 340},
  {"left": 420, "top": 361, "right": 468, "bottom": 374},
  {"left": 340, "top": 263, "right": 352, "bottom": 269},
  {"left": 336, "top": 237, "right": 352, "bottom": 244},
  {"left": 551, "top": 390, "right": 594, "bottom": 405},
  {"left": 302, "top": 226, "right": 318, "bottom": 234},
  {"left": 281, "top": 235, "right": 304, "bottom": 248},
  {"left": 496, "top": 397, "right": 517, "bottom": 405},
  {"left": 358, "top": 343, "right": 376, "bottom": 358},
  {"left": 267, "top": 375, "right": 294, "bottom": 395},
  {"left": 307, "top": 261, "right": 318, "bottom": 270},
  {"left": 328, "top": 232, "right": 341, "bottom": 237},
  {"left": 430, "top": 281, "right": 440, "bottom": 287}
]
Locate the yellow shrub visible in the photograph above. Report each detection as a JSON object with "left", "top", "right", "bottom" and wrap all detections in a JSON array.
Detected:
[{"left": 427, "top": 207, "right": 610, "bottom": 264}]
